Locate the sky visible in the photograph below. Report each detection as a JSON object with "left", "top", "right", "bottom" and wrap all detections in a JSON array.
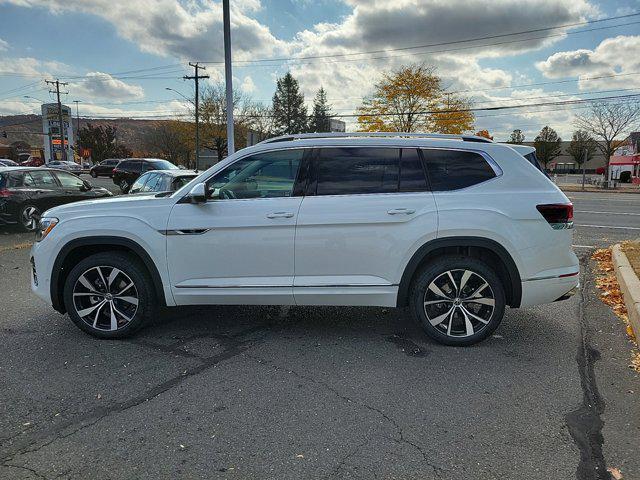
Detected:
[{"left": 0, "top": 0, "right": 639, "bottom": 141}]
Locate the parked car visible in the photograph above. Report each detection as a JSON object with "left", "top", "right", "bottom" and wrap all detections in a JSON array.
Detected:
[
  {"left": 20, "top": 157, "right": 45, "bottom": 167},
  {"left": 129, "top": 170, "right": 198, "bottom": 195},
  {"left": 112, "top": 158, "right": 179, "bottom": 193},
  {"left": 48, "top": 161, "right": 83, "bottom": 174},
  {"left": 30, "top": 132, "right": 579, "bottom": 344},
  {"left": 0, "top": 159, "right": 19, "bottom": 167},
  {"left": 0, "top": 167, "right": 112, "bottom": 231},
  {"left": 90, "top": 159, "right": 121, "bottom": 178}
]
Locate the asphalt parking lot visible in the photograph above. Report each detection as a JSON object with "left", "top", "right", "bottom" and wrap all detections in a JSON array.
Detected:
[{"left": 1, "top": 191, "right": 639, "bottom": 479}]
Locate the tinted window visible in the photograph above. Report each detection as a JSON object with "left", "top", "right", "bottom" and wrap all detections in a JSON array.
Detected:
[
  {"left": 27, "top": 170, "right": 57, "bottom": 187},
  {"left": 150, "top": 160, "right": 178, "bottom": 170},
  {"left": 174, "top": 175, "right": 196, "bottom": 190},
  {"left": 423, "top": 149, "right": 496, "bottom": 191},
  {"left": 207, "top": 149, "right": 303, "bottom": 200},
  {"left": 399, "top": 149, "right": 428, "bottom": 192},
  {"left": 316, "top": 148, "right": 399, "bottom": 196},
  {"left": 5, "top": 172, "right": 25, "bottom": 187},
  {"left": 55, "top": 172, "right": 85, "bottom": 188}
]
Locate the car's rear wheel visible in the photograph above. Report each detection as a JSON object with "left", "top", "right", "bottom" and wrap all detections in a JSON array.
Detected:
[
  {"left": 119, "top": 179, "right": 129, "bottom": 193},
  {"left": 63, "top": 252, "right": 156, "bottom": 338},
  {"left": 19, "top": 205, "right": 40, "bottom": 232},
  {"left": 410, "top": 255, "right": 505, "bottom": 346}
]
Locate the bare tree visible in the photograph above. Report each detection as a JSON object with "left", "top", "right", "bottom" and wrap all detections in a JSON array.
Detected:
[
  {"left": 575, "top": 101, "right": 640, "bottom": 176},
  {"left": 199, "top": 83, "right": 252, "bottom": 161},
  {"left": 245, "top": 102, "right": 276, "bottom": 140}
]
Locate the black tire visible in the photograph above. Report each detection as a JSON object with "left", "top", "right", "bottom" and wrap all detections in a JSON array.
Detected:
[
  {"left": 409, "top": 255, "right": 505, "bottom": 346},
  {"left": 90, "top": 170, "right": 98, "bottom": 178},
  {"left": 63, "top": 252, "right": 157, "bottom": 339},
  {"left": 119, "top": 179, "right": 129, "bottom": 193},
  {"left": 18, "top": 205, "right": 40, "bottom": 232}
]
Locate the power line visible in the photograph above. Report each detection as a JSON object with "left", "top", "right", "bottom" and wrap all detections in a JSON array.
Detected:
[{"left": 200, "top": 12, "right": 640, "bottom": 65}]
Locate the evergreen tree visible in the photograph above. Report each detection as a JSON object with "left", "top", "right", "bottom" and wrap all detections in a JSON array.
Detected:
[
  {"left": 310, "top": 87, "right": 332, "bottom": 132},
  {"left": 272, "top": 72, "right": 308, "bottom": 134},
  {"left": 507, "top": 129, "right": 525, "bottom": 144},
  {"left": 534, "top": 126, "right": 562, "bottom": 169}
]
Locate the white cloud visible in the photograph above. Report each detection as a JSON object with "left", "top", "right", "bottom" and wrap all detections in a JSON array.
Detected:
[
  {"left": 70, "top": 72, "right": 145, "bottom": 100},
  {"left": 241, "top": 75, "right": 256, "bottom": 93},
  {"left": 536, "top": 35, "right": 640, "bottom": 90},
  {"left": 0, "top": 38, "right": 8, "bottom": 51},
  {"left": 0, "top": 0, "right": 288, "bottom": 61}
]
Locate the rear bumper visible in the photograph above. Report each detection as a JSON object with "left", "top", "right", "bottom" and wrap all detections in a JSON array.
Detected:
[{"left": 519, "top": 273, "right": 580, "bottom": 307}]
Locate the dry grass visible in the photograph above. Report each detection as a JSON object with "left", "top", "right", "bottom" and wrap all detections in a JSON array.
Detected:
[
  {"left": 0, "top": 241, "right": 33, "bottom": 253},
  {"left": 591, "top": 248, "right": 640, "bottom": 372},
  {"left": 621, "top": 241, "right": 640, "bottom": 279}
]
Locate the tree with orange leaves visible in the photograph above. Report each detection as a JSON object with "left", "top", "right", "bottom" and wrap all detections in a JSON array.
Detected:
[
  {"left": 475, "top": 129, "right": 493, "bottom": 140},
  {"left": 357, "top": 64, "right": 474, "bottom": 134}
]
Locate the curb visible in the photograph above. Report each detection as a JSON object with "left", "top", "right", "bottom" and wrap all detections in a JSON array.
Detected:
[{"left": 611, "top": 244, "right": 640, "bottom": 339}]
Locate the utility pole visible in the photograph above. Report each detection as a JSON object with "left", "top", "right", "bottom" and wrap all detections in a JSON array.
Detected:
[
  {"left": 223, "top": 0, "right": 235, "bottom": 155},
  {"left": 73, "top": 100, "right": 81, "bottom": 137},
  {"left": 184, "top": 63, "right": 209, "bottom": 172},
  {"left": 581, "top": 148, "right": 587, "bottom": 191},
  {"left": 46, "top": 79, "right": 69, "bottom": 162}
]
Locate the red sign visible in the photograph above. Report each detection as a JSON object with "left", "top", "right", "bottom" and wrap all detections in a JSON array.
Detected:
[{"left": 52, "top": 139, "right": 69, "bottom": 146}]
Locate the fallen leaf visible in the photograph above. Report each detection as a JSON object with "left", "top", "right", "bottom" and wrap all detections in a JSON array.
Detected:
[{"left": 608, "top": 466, "right": 623, "bottom": 479}]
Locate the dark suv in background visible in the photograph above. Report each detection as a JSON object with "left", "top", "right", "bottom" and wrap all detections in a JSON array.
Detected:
[
  {"left": 112, "top": 158, "right": 179, "bottom": 193},
  {"left": 89, "top": 158, "right": 121, "bottom": 178}
]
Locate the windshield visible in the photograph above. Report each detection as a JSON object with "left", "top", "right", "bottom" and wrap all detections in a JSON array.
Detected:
[{"left": 151, "top": 160, "right": 178, "bottom": 170}]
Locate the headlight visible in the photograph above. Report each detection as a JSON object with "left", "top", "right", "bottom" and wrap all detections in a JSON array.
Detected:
[{"left": 36, "top": 217, "right": 59, "bottom": 242}]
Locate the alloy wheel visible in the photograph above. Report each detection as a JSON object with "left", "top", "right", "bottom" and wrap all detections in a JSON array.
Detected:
[
  {"left": 21, "top": 206, "right": 40, "bottom": 231},
  {"left": 72, "top": 266, "right": 139, "bottom": 331},
  {"left": 120, "top": 180, "right": 129, "bottom": 191},
  {"left": 423, "top": 269, "right": 495, "bottom": 338}
]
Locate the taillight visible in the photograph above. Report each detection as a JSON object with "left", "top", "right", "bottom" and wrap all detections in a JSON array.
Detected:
[
  {"left": 536, "top": 203, "right": 573, "bottom": 229},
  {"left": 0, "top": 188, "right": 11, "bottom": 198}
]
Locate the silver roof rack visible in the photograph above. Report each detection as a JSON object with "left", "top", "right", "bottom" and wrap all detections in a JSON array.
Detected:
[{"left": 257, "top": 132, "right": 494, "bottom": 145}]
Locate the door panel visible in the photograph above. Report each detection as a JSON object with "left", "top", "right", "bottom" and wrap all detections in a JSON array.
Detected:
[
  {"left": 293, "top": 147, "right": 438, "bottom": 306},
  {"left": 167, "top": 148, "right": 305, "bottom": 305}
]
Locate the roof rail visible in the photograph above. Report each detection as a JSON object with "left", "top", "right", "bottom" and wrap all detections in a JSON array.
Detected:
[{"left": 257, "top": 132, "right": 494, "bottom": 145}]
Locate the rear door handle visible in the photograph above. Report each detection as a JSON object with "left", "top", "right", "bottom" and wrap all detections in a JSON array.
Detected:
[
  {"left": 387, "top": 208, "right": 415, "bottom": 215},
  {"left": 267, "top": 212, "right": 294, "bottom": 219}
]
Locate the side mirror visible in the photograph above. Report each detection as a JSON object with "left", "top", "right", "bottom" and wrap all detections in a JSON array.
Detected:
[
  {"left": 81, "top": 180, "right": 92, "bottom": 191},
  {"left": 187, "top": 182, "right": 207, "bottom": 204}
]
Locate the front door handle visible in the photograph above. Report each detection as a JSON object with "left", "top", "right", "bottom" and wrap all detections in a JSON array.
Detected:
[
  {"left": 387, "top": 208, "right": 416, "bottom": 215},
  {"left": 267, "top": 212, "right": 294, "bottom": 219}
]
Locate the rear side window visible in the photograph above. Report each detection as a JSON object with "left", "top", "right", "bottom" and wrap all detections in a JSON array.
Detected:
[
  {"left": 399, "top": 149, "right": 428, "bottom": 191},
  {"left": 316, "top": 148, "right": 399, "bottom": 195},
  {"left": 27, "top": 170, "right": 57, "bottom": 187},
  {"left": 422, "top": 149, "right": 497, "bottom": 191}
]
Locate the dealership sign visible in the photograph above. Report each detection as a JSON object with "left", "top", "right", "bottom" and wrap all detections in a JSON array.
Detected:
[{"left": 41, "top": 103, "right": 74, "bottom": 163}]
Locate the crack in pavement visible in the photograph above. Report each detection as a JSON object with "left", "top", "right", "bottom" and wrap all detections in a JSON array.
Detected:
[
  {"left": 2, "top": 462, "right": 49, "bottom": 479},
  {"left": 246, "top": 353, "right": 444, "bottom": 478},
  {"left": 565, "top": 258, "right": 611, "bottom": 480},
  {"left": 0, "top": 329, "right": 269, "bottom": 467}
]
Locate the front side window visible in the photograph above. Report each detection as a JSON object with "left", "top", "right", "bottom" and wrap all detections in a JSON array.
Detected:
[
  {"left": 55, "top": 172, "right": 84, "bottom": 189},
  {"left": 315, "top": 148, "right": 399, "bottom": 196},
  {"left": 422, "top": 149, "right": 497, "bottom": 191},
  {"left": 206, "top": 149, "right": 303, "bottom": 200}
]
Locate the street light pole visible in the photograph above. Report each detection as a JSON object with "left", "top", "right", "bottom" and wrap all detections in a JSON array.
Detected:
[
  {"left": 223, "top": 0, "right": 235, "bottom": 156},
  {"left": 73, "top": 100, "right": 81, "bottom": 148},
  {"left": 581, "top": 148, "right": 587, "bottom": 191}
]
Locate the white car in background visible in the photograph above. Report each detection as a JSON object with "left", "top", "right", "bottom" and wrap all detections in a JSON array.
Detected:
[{"left": 30, "top": 132, "right": 578, "bottom": 346}]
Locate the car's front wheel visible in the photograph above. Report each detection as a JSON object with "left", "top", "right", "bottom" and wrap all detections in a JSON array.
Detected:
[
  {"left": 19, "top": 205, "right": 40, "bottom": 232},
  {"left": 90, "top": 170, "right": 98, "bottom": 178},
  {"left": 63, "top": 252, "right": 157, "bottom": 338},
  {"left": 119, "top": 179, "right": 129, "bottom": 193},
  {"left": 410, "top": 256, "right": 505, "bottom": 346}
]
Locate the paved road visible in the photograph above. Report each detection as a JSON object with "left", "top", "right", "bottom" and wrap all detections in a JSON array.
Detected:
[
  {"left": 1, "top": 240, "right": 639, "bottom": 477},
  {"left": 567, "top": 191, "right": 640, "bottom": 248}
]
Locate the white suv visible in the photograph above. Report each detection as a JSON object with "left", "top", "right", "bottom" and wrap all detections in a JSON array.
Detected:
[{"left": 30, "top": 133, "right": 579, "bottom": 346}]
